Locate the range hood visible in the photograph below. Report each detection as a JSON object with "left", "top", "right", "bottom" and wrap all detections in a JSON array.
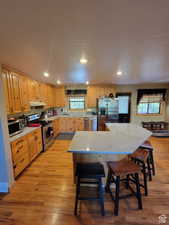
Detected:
[{"left": 30, "top": 101, "right": 46, "bottom": 107}]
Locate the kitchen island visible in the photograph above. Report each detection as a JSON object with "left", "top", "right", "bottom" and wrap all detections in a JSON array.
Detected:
[{"left": 68, "top": 123, "right": 152, "bottom": 183}]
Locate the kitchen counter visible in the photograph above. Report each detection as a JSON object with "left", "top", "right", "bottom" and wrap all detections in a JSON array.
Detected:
[
  {"left": 68, "top": 124, "right": 152, "bottom": 154},
  {"left": 9, "top": 126, "right": 41, "bottom": 142},
  {"left": 47, "top": 114, "right": 97, "bottom": 121}
]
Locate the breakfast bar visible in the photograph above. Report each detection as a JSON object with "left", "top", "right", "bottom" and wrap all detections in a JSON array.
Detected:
[{"left": 68, "top": 123, "right": 152, "bottom": 183}]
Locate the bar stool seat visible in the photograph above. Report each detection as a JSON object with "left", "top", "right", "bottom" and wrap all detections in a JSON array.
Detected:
[
  {"left": 130, "top": 148, "right": 149, "bottom": 162},
  {"left": 74, "top": 162, "right": 105, "bottom": 216},
  {"left": 106, "top": 160, "right": 142, "bottom": 216},
  {"left": 76, "top": 162, "right": 105, "bottom": 178},
  {"left": 107, "top": 160, "right": 141, "bottom": 176}
]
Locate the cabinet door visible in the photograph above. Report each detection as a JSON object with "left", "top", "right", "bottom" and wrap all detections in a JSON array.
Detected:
[
  {"left": 11, "top": 136, "right": 30, "bottom": 178},
  {"left": 75, "top": 118, "right": 84, "bottom": 131},
  {"left": 1, "top": 69, "right": 11, "bottom": 114},
  {"left": 59, "top": 118, "right": 67, "bottom": 132},
  {"left": 87, "top": 86, "right": 97, "bottom": 108},
  {"left": 55, "top": 87, "right": 66, "bottom": 107},
  {"left": 10, "top": 72, "right": 21, "bottom": 113},
  {"left": 27, "top": 132, "right": 37, "bottom": 161},
  {"left": 20, "top": 76, "right": 30, "bottom": 112},
  {"left": 28, "top": 79, "right": 39, "bottom": 102},
  {"left": 34, "top": 128, "right": 42, "bottom": 154},
  {"left": 11, "top": 136, "right": 29, "bottom": 166}
]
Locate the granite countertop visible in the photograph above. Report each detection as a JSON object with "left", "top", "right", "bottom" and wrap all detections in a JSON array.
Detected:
[
  {"left": 47, "top": 114, "right": 97, "bottom": 121},
  {"left": 9, "top": 126, "right": 41, "bottom": 142},
  {"left": 68, "top": 124, "right": 152, "bottom": 154}
]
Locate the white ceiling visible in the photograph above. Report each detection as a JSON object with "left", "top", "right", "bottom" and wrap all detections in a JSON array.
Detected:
[{"left": 0, "top": 0, "right": 169, "bottom": 85}]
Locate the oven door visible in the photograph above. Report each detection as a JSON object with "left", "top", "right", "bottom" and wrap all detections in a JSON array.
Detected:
[{"left": 43, "top": 125, "right": 54, "bottom": 151}]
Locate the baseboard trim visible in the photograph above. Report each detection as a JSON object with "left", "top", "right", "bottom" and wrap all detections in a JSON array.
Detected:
[{"left": 0, "top": 182, "right": 9, "bottom": 193}]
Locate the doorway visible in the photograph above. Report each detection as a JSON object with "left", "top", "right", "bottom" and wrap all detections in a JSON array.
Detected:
[{"left": 116, "top": 93, "right": 131, "bottom": 123}]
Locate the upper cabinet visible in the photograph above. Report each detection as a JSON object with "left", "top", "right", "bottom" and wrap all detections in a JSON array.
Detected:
[
  {"left": 87, "top": 85, "right": 116, "bottom": 108},
  {"left": 55, "top": 87, "right": 66, "bottom": 107},
  {"left": 20, "top": 75, "right": 30, "bottom": 112},
  {"left": 1, "top": 68, "right": 21, "bottom": 114},
  {"left": 1, "top": 66, "right": 63, "bottom": 115},
  {"left": 1, "top": 69, "right": 11, "bottom": 114}
]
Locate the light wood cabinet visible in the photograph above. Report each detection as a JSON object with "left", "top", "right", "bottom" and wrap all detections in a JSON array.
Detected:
[
  {"left": 74, "top": 118, "right": 84, "bottom": 131},
  {"left": 1, "top": 69, "right": 11, "bottom": 114},
  {"left": 2, "top": 69, "right": 22, "bottom": 114},
  {"left": 58, "top": 117, "right": 85, "bottom": 132},
  {"left": 2, "top": 66, "right": 66, "bottom": 114},
  {"left": 11, "top": 127, "right": 42, "bottom": 178},
  {"left": 20, "top": 75, "right": 30, "bottom": 112},
  {"left": 55, "top": 87, "right": 66, "bottom": 107},
  {"left": 34, "top": 128, "right": 43, "bottom": 154},
  {"left": 11, "top": 72, "right": 22, "bottom": 113},
  {"left": 87, "top": 85, "right": 116, "bottom": 108},
  {"left": 53, "top": 119, "right": 60, "bottom": 136},
  {"left": 27, "top": 128, "right": 42, "bottom": 161},
  {"left": 11, "top": 136, "right": 30, "bottom": 177}
]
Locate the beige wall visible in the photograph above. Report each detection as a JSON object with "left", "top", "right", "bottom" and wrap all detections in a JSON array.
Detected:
[{"left": 116, "top": 83, "right": 169, "bottom": 125}]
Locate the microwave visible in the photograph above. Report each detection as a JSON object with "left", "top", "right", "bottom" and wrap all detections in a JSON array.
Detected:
[{"left": 8, "top": 119, "right": 24, "bottom": 137}]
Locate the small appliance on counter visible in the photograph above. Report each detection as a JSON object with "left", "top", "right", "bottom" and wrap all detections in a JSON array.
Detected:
[{"left": 8, "top": 118, "right": 25, "bottom": 137}]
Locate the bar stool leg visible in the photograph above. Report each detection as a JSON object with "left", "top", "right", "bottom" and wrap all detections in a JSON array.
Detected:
[
  {"left": 150, "top": 151, "right": 155, "bottom": 176},
  {"left": 142, "top": 163, "right": 148, "bottom": 196},
  {"left": 147, "top": 157, "right": 152, "bottom": 181},
  {"left": 105, "top": 168, "right": 112, "bottom": 193},
  {"left": 74, "top": 177, "right": 80, "bottom": 215},
  {"left": 98, "top": 178, "right": 105, "bottom": 216},
  {"left": 114, "top": 176, "right": 120, "bottom": 216},
  {"left": 135, "top": 173, "right": 143, "bottom": 210}
]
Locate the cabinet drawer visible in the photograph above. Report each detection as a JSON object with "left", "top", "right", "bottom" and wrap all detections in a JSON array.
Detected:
[
  {"left": 13, "top": 152, "right": 29, "bottom": 178},
  {"left": 11, "top": 137, "right": 28, "bottom": 165}
]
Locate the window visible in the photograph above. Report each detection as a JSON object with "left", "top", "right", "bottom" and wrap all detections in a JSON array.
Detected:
[
  {"left": 69, "top": 97, "right": 85, "bottom": 110},
  {"left": 137, "top": 94, "right": 162, "bottom": 114}
]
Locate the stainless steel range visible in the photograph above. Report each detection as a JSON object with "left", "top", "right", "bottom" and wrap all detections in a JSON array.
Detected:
[
  {"left": 25, "top": 113, "right": 54, "bottom": 151},
  {"left": 42, "top": 120, "right": 54, "bottom": 151}
]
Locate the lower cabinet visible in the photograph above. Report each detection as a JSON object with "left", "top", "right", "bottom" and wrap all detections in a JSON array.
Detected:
[
  {"left": 11, "top": 127, "right": 42, "bottom": 178},
  {"left": 52, "top": 117, "right": 93, "bottom": 133}
]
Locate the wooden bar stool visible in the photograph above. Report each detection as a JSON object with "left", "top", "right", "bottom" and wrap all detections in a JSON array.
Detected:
[
  {"left": 129, "top": 148, "right": 150, "bottom": 196},
  {"left": 105, "top": 160, "right": 142, "bottom": 216},
  {"left": 74, "top": 162, "right": 105, "bottom": 216},
  {"left": 140, "top": 140, "right": 155, "bottom": 176}
]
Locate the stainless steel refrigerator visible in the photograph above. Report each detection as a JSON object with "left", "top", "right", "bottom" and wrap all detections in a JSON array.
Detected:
[{"left": 97, "top": 97, "right": 119, "bottom": 130}]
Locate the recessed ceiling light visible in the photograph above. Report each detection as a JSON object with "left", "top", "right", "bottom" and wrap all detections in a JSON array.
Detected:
[
  {"left": 57, "top": 80, "right": 61, "bottom": 85},
  {"left": 44, "top": 72, "right": 50, "bottom": 77},
  {"left": 80, "top": 57, "right": 88, "bottom": 64},
  {"left": 86, "top": 81, "right": 89, "bottom": 85},
  {"left": 116, "top": 71, "right": 122, "bottom": 76}
]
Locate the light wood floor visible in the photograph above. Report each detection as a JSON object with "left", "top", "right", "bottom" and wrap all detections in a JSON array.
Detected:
[{"left": 0, "top": 137, "right": 169, "bottom": 225}]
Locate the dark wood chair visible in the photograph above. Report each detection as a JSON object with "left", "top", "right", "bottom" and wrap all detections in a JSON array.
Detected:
[
  {"left": 140, "top": 140, "right": 155, "bottom": 176},
  {"left": 74, "top": 162, "right": 105, "bottom": 216},
  {"left": 105, "top": 159, "right": 142, "bottom": 216},
  {"left": 129, "top": 148, "right": 150, "bottom": 196}
]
